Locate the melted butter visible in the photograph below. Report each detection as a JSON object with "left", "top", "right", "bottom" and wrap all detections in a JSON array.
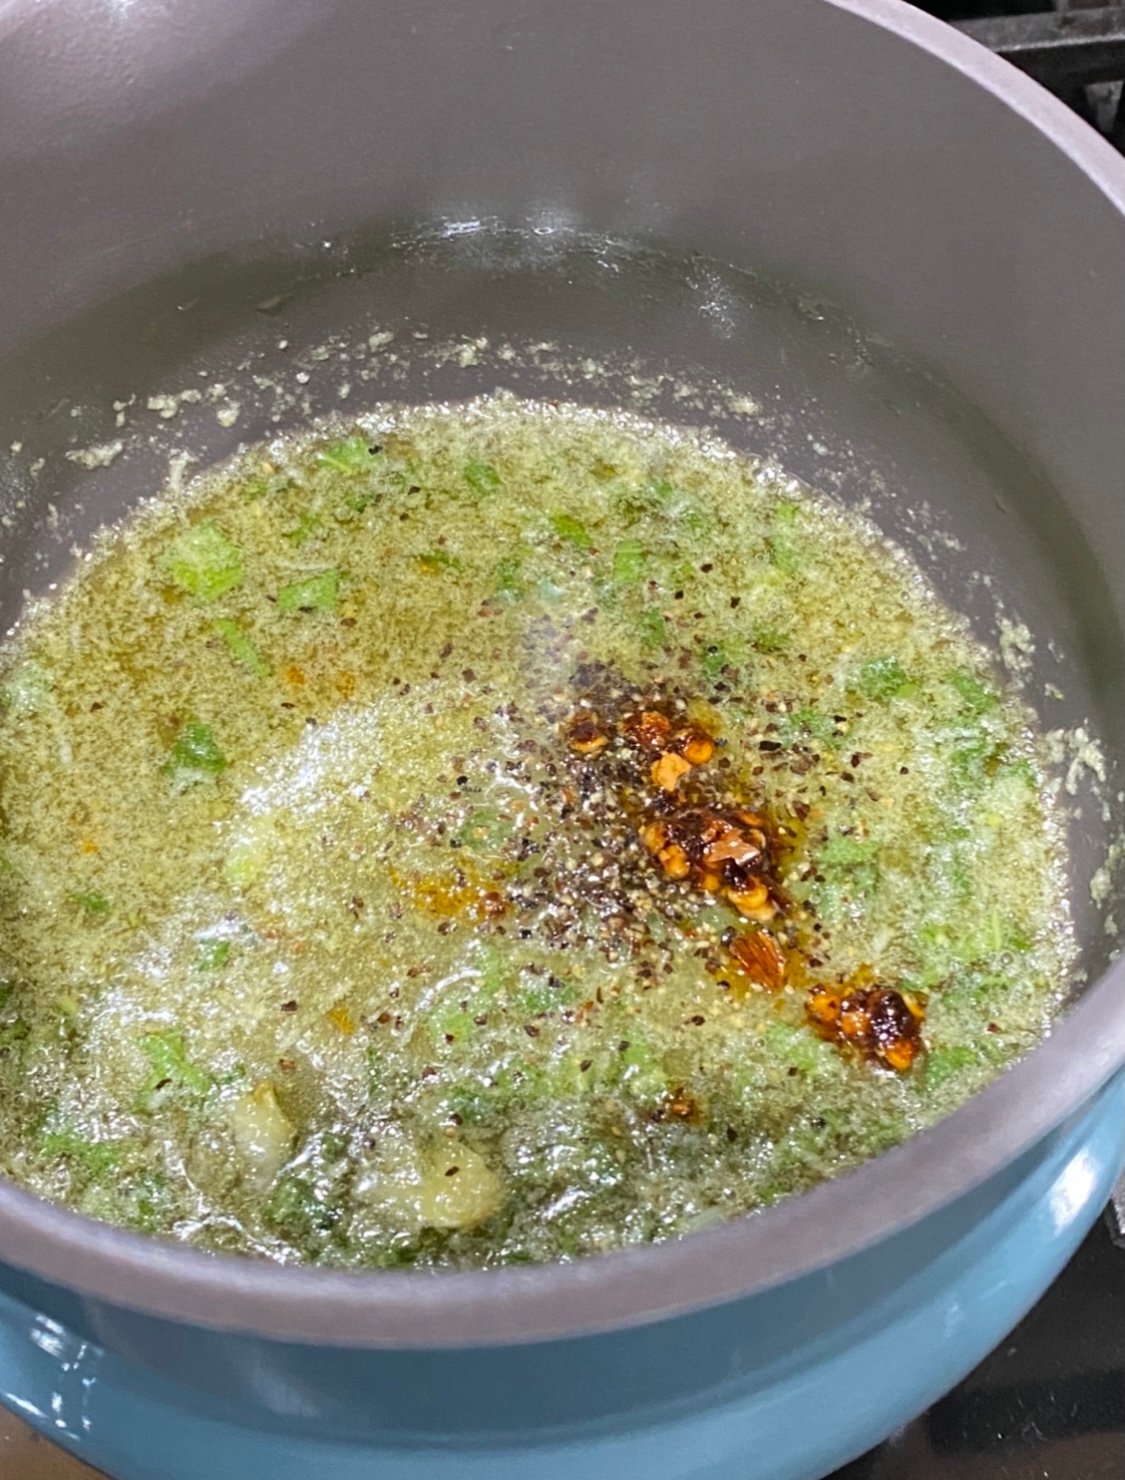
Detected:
[{"left": 0, "top": 395, "right": 1073, "bottom": 1267}]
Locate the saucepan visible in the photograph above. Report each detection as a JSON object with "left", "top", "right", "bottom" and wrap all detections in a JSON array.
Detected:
[{"left": 0, "top": 2, "right": 1123, "bottom": 1477}]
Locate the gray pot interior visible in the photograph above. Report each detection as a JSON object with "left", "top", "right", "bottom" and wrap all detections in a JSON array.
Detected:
[{"left": 0, "top": 0, "right": 1121, "bottom": 1341}]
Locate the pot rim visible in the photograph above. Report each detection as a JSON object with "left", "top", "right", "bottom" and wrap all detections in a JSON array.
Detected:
[{"left": 0, "top": 0, "right": 1122, "bottom": 1349}]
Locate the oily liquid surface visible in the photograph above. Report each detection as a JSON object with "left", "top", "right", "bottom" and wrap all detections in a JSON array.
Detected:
[{"left": 0, "top": 398, "right": 1071, "bottom": 1267}]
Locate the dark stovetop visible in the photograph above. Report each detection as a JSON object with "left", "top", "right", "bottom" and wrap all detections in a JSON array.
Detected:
[{"left": 915, "top": 1, "right": 1125, "bottom": 147}]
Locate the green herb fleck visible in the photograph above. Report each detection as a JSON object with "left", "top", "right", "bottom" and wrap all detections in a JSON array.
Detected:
[
  {"left": 464, "top": 459, "right": 501, "bottom": 496},
  {"left": 341, "top": 487, "right": 378, "bottom": 514},
  {"left": 819, "top": 834, "right": 880, "bottom": 869},
  {"left": 211, "top": 618, "right": 271, "bottom": 678},
  {"left": 417, "top": 548, "right": 465, "bottom": 574},
  {"left": 162, "top": 522, "right": 244, "bottom": 603},
  {"left": 752, "top": 627, "right": 788, "bottom": 655},
  {"left": 1, "top": 660, "right": 51, "bottom": 719},
  {"left": 165, "top": 720, "right": 227, "bottom": 788},
  {"left": 814, "top": 833, "right": 881, "bottom": 907},
  {"left": 266, "top": 1173, "right": 337, "bottom": 1238},
  {"left": 458, "top": 807, "right": 512, "bottom": 853},
  {"left": 550, "top": 513, "right": 593, "bottom": 550},
  {"left": 782, "top": 707, "right": 838, "bottom": 746},
  {"left": 136, "top": 1030, "right": 213, "bottom": 1109},
  {"left": 316, "top": 435, "right": 378, "bottom": 475},
  {"left": 69, "top": 891, "right": 111, "bottom": 918},
  {"left": 277, "top": 569, "right": 340, "bottom": 613},
  {"left": 195, "top": 939, "right": 231, "bottom": 972},
  {"left": 241, "top": 470, "right": 295, "bottom": 502},
  {"left": 517, "top": 973, "right": 580, "bottom": 1017},
  {"left": 637, "top": 608, "right": 669, "bottom": 649},
  {"left": 764, "top": 1023, "right": 831, "bottom": 1075},
  {"left": 702, "top": 643, "right": 734, "bottom": 683},
  {"left": 612, "top": 539, "right": 646, "bottom": 586},
  {"left": 41, "top": 1130, "right": 121, "bottom": 1179},
  {"left": 768, "top": 500, "right": 802, "bottom": 573},
  {"left": 283, "top": 511, "right": 322, "bottom": 547},
  {"left": 856, "top": 656, "right": 916, "bottom": 702},
  {"left": 946, "top": 668, "right": 998, "bottom": 716},
  {"left": 924, "top": 1045, "right": 977, "bottom": 1090},
  {"left": 0, "top": 1018, "right": 29, "bottom": 1051},
  {"left": 493, "top": 556, "right": 524, "bottom": 601}
]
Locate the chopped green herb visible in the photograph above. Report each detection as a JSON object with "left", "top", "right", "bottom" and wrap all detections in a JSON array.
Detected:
[
  {"left": 70, "top": 891, "right": 111, "bottom": 918},
  {"left": 316, "top": 435, "right": 378, "bottom": 475},
  {"left": 516, "top": 973, "right": 581, "bottom": 1017},
  {"left": 764, "top": 1023, "right": 830, "bottom": 1075},
  {"left": 782, "top": 706, "right": 838, "bottom": 746},
  {"left": 122, "top": 1171, "right": 170, "bottom": 1233},
  {"left": 136, "top": 1030, "right": 213, "bottom": 1109},
  {"left": 612, "top": 539, "right": 646, "bottom": 586},
  {"left": 1, "top": 660, "right": 51, "bottom": 719},
  {"left": 493, "top": 556, "right": 525, "bottom": 601},
  {"left": 417, "top": 549, "right": 465, "bottom": 574},
  {"left": 41, "top": 1130, "right": 121, "bottom": 1178},
  {"left": 464, "top": 459, "right": 501, "bottom": 496},
  {"left": 550, "top": 512, "right": 593, "bottom": 550},
  {"left": 614, "top": 1036, "right": 667, "bottom": 1102},
  {"left": 283, "top": 512, "right": 322, "bottom": 547},
  {"left": 164, "top": 720, "right": 227, "bottom": 787},
  {"left": 266, "top": 1173, "right": 337, "bottom": 1237},
  {"left": 277, "top": 568, "right": 340, "bottom": 613},
  {"left": 341, "top": 487, "right": 378, "bottom": 514},
  {"left": 819, "top": 834, "right": 880, "bottom": 869},
  {"left": 162, "top": 522, "right": 244, "bottom": 602},
  {"left": 924, "top": 1045, "right": 977, "bottom": 1090},
  {"left": 814, "top": 834, "right": 881, "bottom": 908},
  {"left": 751, "top": 627, "right": 788, "bottom": 655},
  {"left": 768, "top": 500, "right": 802, "bottom": 573},
  {"left": 957, "top": 749, "right": 1035, "bottom": 795},
  {"left": 0, "top": 1018, "right": 29, "bottom": 1051},
  {"left": 241, "top": 470, "right": 295, "bottom": 502},
  {"left": 637, "top": 608, "right": 669, "bottom": 649},
  {"left": 195, "top": 938, "right": 231, "bottom": 972},
  {"left": 856, "top": 656, "right": 916, "bottom": 702},
  {"left": 946, "top": 668, "right": 998, "bottom": 716},
  {"left": 679, "top": 503, "right": 712, "bottom": 535},
  {"left": 211, "top": 618, "right": 271, "bottom": 678},
  {"left": 702, "top": 643, "right": 734, "bottom": 683},
  {"left": 458, "top": 807, "right": 512, "bottom": 853}
]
